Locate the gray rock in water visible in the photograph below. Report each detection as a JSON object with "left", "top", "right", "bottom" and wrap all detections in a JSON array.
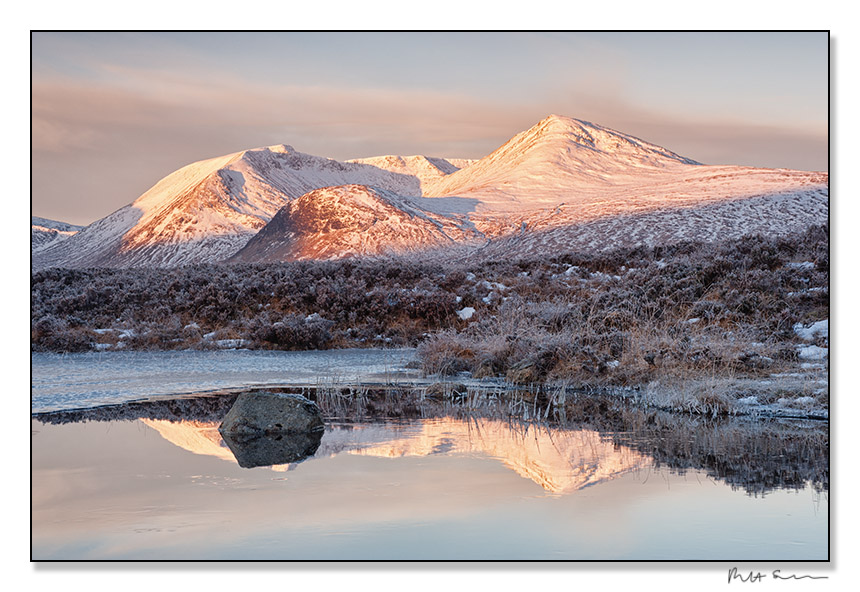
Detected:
[{"left": 219, "top": 392, "right": 324, "bottom": 439}]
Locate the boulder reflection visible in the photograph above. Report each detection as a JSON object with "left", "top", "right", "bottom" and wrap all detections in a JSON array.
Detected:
[
  {"left": 220, "top": 429, "right": 323, "bottom": 469},
  {"left": 33, "top": 386, "right": 828, "bottom": 495}
]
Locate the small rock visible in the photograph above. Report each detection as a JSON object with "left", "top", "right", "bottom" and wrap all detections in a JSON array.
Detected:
[{"left": 644, "top": 350, "right": 667, "bottom": 367}]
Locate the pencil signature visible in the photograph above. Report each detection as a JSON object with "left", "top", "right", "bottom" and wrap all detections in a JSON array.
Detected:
[{"left": 728, "top": 567, "right": 828, "bottom": 583}]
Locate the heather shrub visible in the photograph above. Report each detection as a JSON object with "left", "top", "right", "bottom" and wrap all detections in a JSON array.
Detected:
[
  {"left": 31, "top": 224, "right": 828, "bottom": 381},
  {"left": 251, "top": 313, "right": 335, "bottom": 350}
]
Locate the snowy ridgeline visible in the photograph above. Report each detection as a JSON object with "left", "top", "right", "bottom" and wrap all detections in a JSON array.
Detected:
[
  {"left": 31, "top": 217, "right": 84, "bottom": 254},
  {"left": 32, "top": 115, "right": 828, "bottom": 270}
]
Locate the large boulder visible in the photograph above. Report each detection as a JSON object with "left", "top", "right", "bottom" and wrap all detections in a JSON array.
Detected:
[{"left": 219, "top": 392, "right": 324, "bottom": 438}]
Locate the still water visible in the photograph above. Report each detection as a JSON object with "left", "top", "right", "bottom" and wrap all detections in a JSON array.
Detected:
[
  {"left": 31, "top": 351, "right": 828, "bottom": 561},
  {"left": 32, "top": 404, "right": 828, "bottom": 560}
]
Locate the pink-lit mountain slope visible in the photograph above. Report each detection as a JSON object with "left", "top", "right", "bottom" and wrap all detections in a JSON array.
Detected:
[
  {"left": 418, "top": 115, "right": 826, "bottom": 240},
  {"left": 32, "top": 115, "right": 827, "bottom": 269},
  {"left": 422, "top": 114, "right": 702, "bottom": 213},
  {"left": 230, "top": 184, "right": 482, "bottom": 262},
  {"left": 31, "top": 146, "right": 472, "bottom": 269}
]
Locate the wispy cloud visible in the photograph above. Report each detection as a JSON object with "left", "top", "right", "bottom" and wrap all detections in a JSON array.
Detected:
[
  {"left": 31, "top": 32, "right": 828, "bottom": 225},
  {"left": 31, "top": 73, "right": 535, "bottom": 224}
]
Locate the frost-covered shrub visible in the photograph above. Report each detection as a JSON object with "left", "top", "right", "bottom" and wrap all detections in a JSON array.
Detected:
[
  {"left": 251, "top": 313, "right": 335, "bottom": 350},
  {"left": 31, "top": 314, "right": 95, "bottom": 352},
  {"left": 417, "top": 331, "right": 475, "bottom": 376},
  {"left": 31, "top": 223, "right": 828, "bottom": 376}
]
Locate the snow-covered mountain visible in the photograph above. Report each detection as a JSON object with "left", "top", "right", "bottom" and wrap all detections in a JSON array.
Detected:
[
  {"left": 231, "top": 184, "right": 482, "bottom": 262},
  {"left": 31, "top": 145, "right": 473, "bottom": 269},
  {"left": 347, "top": 154, "right": 477, "bottom": 191},
  {"left": 419, "top": 115, "right": 827, "bottom": 241},
  {"left": 31, "top": 217, "right": 84, "bottom": 254},
  {"left": 32, "top": 115, "right": 828, "bottom": 269},
  {"left": 422, "top": 114, "right": 702, "bottom": 213}
]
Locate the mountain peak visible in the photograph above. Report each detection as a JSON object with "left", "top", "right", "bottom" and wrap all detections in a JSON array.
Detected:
[
  {"left": 522, "top": 114, "right": 699, "bottom": 164},
  {"left": 33, "top": 115, "right": 827, "bottom": 269},
  {"left": 230, "top": 184, "right": 479, "bottom": 262},
  {"left": 420, "top": 114, "right": 703, "bottom": 211},
  {"left": 265, "top": 144, "right": 296, "bottom": 154}
]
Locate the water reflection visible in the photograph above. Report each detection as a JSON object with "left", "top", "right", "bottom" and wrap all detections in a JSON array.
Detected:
[
  {"left": 341, "top": 419, "right": 648, "bottom": 494},
  {"left": 34, "top": 387, "right": 828, "bottom": 496},
  {"left": 139, "top": 418, "right": 323, "bottom": 469},
  {"left": 139, "top": 416, "right": 647, "bottom": 493},
  {"left": 220, "top": 430, "right": 323, "bottom": 469}
]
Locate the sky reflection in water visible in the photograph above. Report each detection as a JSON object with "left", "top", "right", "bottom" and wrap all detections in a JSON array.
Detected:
[{"left": 31, "top": 411, "right": 828, "bottom": 561}]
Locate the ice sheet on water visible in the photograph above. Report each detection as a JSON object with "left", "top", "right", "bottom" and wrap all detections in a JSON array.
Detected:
[{"left": 31, "top": 349, "right": 418, "bottom": 413}]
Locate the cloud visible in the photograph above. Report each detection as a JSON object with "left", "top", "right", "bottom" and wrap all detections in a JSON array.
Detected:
[
  {"left": 536, "top": 87, "right": 828, "bottom": 171},
  {"left": 31, "top": 65, "right": 827, "bottom": 226},
  {"left": 31, "top": 74, "right": 534, "bottom": 223},
  {"left": 32, "top": 73, "right": 533, "bottom": 155}
]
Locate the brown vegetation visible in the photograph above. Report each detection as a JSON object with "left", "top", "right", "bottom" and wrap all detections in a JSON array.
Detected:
[{"left": 31, "top": 225, "right": 828, "bottom": 403}]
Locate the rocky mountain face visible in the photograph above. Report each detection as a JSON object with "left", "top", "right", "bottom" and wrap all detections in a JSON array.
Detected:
[{"left": 32, "top": 115, "right": 828, "bottom": 269}]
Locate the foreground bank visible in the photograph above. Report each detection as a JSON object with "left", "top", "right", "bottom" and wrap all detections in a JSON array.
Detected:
[{"left": 31, "top": 226, "right": 829, "bottom": 415}]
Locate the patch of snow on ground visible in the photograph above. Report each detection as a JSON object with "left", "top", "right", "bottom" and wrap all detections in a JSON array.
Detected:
[
  {"left": 457, "top": 307, "right": 476, "bottom": 320},
  {"left": 214, "top": 339, "right": 248, "bottom": 349},
  {"left": 801, "top": 362, "right": 826, "bottom": 370},
  {"left": 793, "top": 319, "right": 828, "bottom": 342},
  {"left": 798, "top": 345, "right": 828, "bottom": 360}
]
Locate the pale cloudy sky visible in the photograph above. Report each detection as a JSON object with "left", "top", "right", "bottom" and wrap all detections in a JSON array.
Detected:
[{"left": 31, "top": 31, "right": 829, "bottom": 226}]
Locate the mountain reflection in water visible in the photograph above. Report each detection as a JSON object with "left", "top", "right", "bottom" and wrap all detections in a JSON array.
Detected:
[
  {"left": 140, "top": 416, "right": 649, "bottom": 494},
  {"left": 34, "top": 386, "right": 828, "bottom": 497}
]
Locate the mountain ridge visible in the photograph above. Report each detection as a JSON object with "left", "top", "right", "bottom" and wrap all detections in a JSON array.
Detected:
[
  {"left": 31, "top": 217, "right": 84, "bottom": 254},
  {"left": 32, "top": 115, "right": 828, "bottom": 269}
]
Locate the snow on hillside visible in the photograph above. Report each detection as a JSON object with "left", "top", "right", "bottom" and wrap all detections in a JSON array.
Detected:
[
  {"left": 421, "top": 115, "right": 702, "bottom": 212},
  {"left": 32, "top": 115, "right": 828, "bottom": 269},
  {"left": 31, "top": 217, "right": 84, "bottom": 254},
  {"left": 347, "top": 155, "right": 477, "bottom": 193},
  {"left": 32, "top": 145, "right": 468, "bottom": 269},
  {"left": 420, "top": 115, "right": 824, "bottom": 219},
  {"left": 464, "top": 164, "right": 827, "bottom": 240},
  {"left": 475, "top": 186, "right": 829, "bottom": 260},
  {"left": 231, "top": 184, "right": 483, "bottom": 262}
]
